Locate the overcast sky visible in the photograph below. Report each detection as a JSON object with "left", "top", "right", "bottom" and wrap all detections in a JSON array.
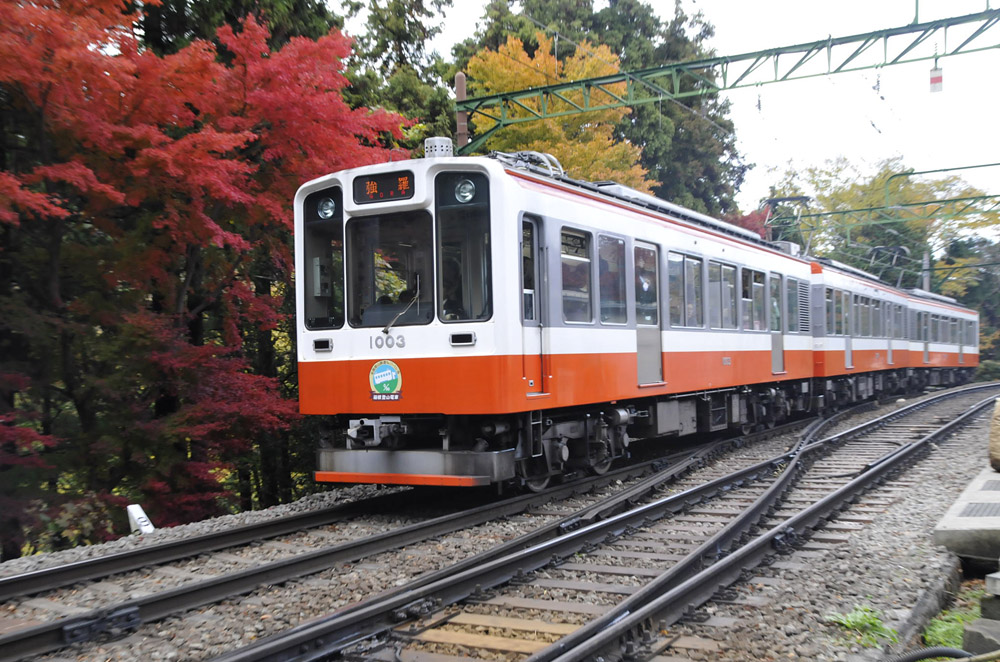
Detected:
[{"left": 367, "top": 0, "right": 1000, "bottom": 212}]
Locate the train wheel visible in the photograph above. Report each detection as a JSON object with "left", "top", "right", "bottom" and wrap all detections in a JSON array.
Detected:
[
  {"left": 590, "top": 457, "right": 613, "bottom": 475},
  {"left": 525, "top": 475, "right": 550, "bottom": 492},
  {"left": 588, "top": 439, "right": 613, "bottom": 475}
]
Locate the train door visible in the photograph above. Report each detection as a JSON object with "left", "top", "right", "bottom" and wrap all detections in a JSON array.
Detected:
[
  {"left": 842, "top": 291, "right": 853, "bottom": 369},
  {"left": 634, "top": 242, "right": 663, "bottom": 384},
  {"left": 521, "top": 217, "right": 545, "bottom": 394},
  {"left": 958, "top": 319, "right": 966, "bottom": 364},
  {"left": 887, "top": 304, "right": 895, "bottom": 365},
  {"left": 923, "top": 313, "right": 930, "bottom": 364},
  {"left": 769, "top": 273, "right": 785, "bottom": 373}
]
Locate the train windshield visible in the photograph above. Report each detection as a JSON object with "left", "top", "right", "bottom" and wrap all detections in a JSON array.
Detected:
[
  {"left": 435, "top": 172, "right": 492, "bottom": 322},
  {"left": 302, "top": 187, "right": 345, "bottom": 330},
  {"left": 347, "top": 210, "right": 435, "bottom": 328}
]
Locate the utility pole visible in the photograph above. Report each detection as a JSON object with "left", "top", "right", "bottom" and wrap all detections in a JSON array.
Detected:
[
  {"left": 923, "top": 251, "right": 931, "bottom": 291},
  {"left": 455, "top": 72, "right": 468, "bottom": 149}
]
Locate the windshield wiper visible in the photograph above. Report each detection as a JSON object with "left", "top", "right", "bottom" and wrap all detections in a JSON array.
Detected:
[{"left": 382, "top": 276, "right": 419, "bottom": 335}]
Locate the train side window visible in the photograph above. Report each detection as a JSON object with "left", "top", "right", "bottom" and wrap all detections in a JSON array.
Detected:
[
  {"left": 838, "top": 290, "right": 848, "bottom": 336},
  {"left": 685, "top": 256, "right": 703, "bottom": 327},
  {"left": 825, "top": 288, "right": 835, "bottom": 334},
  {"left": 598, "top": 235, "right": 626, "bottom": 324},
  {"left": 769, "top": 274, "right": 782, "bottom": 332},
  {"left": 709, "top": 262, "right": 737, "bottom": 329},
  {"left": 561, "top": 229, "right": 593, "bottom": 323},
  {"left": 851, "top": 294, "right": 859, "bottom": 336},
  {"left": 709, "top": 263, "right": 721, "bottom": 328},
  {"left": 668, "top": 253, "right": 683, "bottom": 325},
  {"left": 634, "top": 245, "right": 658, "bottom": 325},
  {"left": 721, "top": 265, "right": 737, "bottom": 328},
  {"left": 741, "top": 268, "right": 766, "bottom": 331},
  {"left": 669, "top": 252, "right": 703, "bottom": 328},
  {"left": 522, "top": 220, "right": 536, "bottom": 322},
  {"left": 786, "top": 277, "right": 799, "bottom": 333}
]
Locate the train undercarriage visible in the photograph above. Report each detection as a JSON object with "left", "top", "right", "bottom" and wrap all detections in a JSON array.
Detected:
[{"left": 317, "top": 366, "right": 976, "bottom": 490}]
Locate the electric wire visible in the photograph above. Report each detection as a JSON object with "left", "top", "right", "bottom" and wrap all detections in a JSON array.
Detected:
[{"left": 519, "top": 11, "right": 733, "bottom": 136}]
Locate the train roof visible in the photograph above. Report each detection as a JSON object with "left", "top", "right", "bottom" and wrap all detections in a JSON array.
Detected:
[
  {"left": 485, "top": 150, "right": 976, "bottom": 315},
  {"left": 488, "top": 150, "right": 767, "bottom": 245}
]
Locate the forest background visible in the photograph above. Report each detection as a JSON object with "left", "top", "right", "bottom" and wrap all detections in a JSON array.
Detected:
[{"left": 2, "top": 0, "right": 997, "bottom": 560}]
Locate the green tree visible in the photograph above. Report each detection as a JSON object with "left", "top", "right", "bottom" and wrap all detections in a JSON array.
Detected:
[
  {"left": 595, "top": 0, "right": 747, "bottom": 215},
  {"left": 767, "top": 158, "right": 998, "bottom": 290},
  {"left": 348, "top": 0, "right": 456, "bottom": 152},
  {"left": 455, "top": 0, "right": 747, "bottom": 214},
  {"left": 355, "top": 0, "right": 451, "bottom": 76},
  {"left": 139, "top": 0, "right": 347, "bottom": 55},
  {"left": 451, "top": 0, "right": 593, "bottom": 69}
]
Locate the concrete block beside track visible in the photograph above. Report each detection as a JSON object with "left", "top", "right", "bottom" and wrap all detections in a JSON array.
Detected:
[{"left": 933, "top": 466, "right": 1000, "bottom": 563}]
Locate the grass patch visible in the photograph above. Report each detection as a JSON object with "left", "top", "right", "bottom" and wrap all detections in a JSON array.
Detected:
[
  {"left": 923, "top": 580, "right": 987, "bottom": 649},
  {"left": 827, "top": 605, "right": 899, "bottom": 647}
]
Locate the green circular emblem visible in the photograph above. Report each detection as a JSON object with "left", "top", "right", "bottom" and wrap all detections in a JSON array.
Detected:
[{"left": 369, "top": 360, "right": 402, "bottom": 395}]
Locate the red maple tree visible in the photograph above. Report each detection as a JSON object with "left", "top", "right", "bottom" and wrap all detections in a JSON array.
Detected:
[{"left": 0, "top": 0, "right": 405, "bottom": 553}]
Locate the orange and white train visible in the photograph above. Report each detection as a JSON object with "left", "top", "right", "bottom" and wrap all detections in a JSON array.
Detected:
[{"left": 294, "top": 139, "right": 979, "bottom": 489}]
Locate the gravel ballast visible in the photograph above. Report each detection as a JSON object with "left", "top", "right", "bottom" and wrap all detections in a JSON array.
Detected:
[
  {"left": 675, "top": 406, "right": 991, "bottom": 661},
  {"left": 5, "top": 393, "right": 993, "bottom": 661}
]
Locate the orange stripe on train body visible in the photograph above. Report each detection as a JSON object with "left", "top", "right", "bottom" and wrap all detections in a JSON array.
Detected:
[{"left": 299, "top": 349, "right": 816, "bottom": 416}]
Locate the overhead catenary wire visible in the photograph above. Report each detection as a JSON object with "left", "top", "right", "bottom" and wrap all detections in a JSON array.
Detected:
[{"left": 519, "top": 11, "right": 733, "bottom": 136}]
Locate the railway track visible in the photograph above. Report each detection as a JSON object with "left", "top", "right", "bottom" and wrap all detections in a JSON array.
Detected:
[
  {"left": 0, "top": 418, "right": 806, "bottom": 661},
  {"left": 204, "top": 383, "right": 998, "bottom": 662}
]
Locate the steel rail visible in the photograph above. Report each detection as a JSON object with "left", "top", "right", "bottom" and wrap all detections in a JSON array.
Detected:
[
  {"left": 210, "top": 439, "right": 817, "bottom": 660},
  {"left": 211, "top": 463, "right": 789, "bottom": 661},
  {"left": 0, "top": 489, "right": 434, "bottom": 602},
  {"left": 0, "top": 415, "right": 807, "bottom": 605},
  {"left": 0, "top": 411, "right": 814, "bottom": 662},
  {"left": 0, "top": 436, "right": 753, "bottom": 662},
  {"left": 542, "top": 389, "right": 999, "bottom": 662},
  {"left": 211, "top": 384, "right": 996, "bottom": 662}
]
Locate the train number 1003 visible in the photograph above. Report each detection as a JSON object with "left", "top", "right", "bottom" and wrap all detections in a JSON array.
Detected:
[{"left": 370, "top": 334, "right": 405, "bottom": 349}]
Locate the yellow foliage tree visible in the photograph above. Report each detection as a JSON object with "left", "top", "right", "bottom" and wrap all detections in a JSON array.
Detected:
[{"left": 466, "top": 33, "right": 653, "bottom": 192}]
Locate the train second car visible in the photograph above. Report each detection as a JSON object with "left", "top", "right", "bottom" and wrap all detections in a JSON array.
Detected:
[{"left": 294, "top": 140, "right": 979, "bottom": 489}]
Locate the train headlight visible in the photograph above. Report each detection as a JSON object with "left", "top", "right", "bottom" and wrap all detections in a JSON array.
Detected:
[
  {"left": 317, "top": 197, "right": 337, "bottom": 219},
  {"left": 454, "top": 179, "right": 476, "bottom": 203}
]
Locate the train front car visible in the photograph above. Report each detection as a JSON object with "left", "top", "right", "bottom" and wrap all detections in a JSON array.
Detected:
[{"left": 295, "top": 149, "right": 524, "bottom": 487}]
